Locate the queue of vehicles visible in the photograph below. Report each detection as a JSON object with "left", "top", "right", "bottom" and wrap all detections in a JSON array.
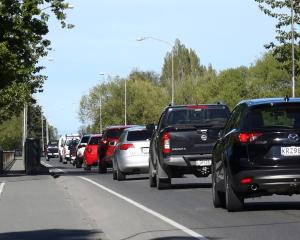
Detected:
[{"left": 46, "top": 97, "right": 300, "bottom": 212}]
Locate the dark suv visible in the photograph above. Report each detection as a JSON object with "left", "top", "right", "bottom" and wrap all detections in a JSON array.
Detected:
[
  {"left": 98, "top": 125, "right": 136, "bottom": 173},
  {"left": 212, "top": 98, "right": 300, "bottom": 211}
]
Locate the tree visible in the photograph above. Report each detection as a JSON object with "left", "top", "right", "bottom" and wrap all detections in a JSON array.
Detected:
[
  {"left": 0, "top": 0, "right": 73, "bottom": 122},
  {"left": 255, "top": 0, "right": 300, "bottom": 76}
]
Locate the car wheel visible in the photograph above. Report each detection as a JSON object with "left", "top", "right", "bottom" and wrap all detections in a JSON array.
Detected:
[
  {"left": 59, "top": 156, "right": 62, "bottom": 162},
  {"left": 149, "top": 159, "right": 157, "bottom": 187},
  {"left": 156, "top": 163, "right": 171, "bottom": 190},
  {"left": 225, "top": 170, "right": 244, "bottom": 212},
  {"left": 98, "top": 162, "right": 107, "bottom": 174},
  {"left": 212, "top": 166, "right": 225, "bottom": 208},
  {"left": 84, "top": 164, "right": 91, "bottom": 171},
  {"left": 117, "top": 164, "right": 125, "bottom": 181}
]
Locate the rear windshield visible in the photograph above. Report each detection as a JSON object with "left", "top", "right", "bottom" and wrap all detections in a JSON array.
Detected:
[
  {"left": 81, "top": 136, "right": 90, "bottom": 144},
  {"left": 127, "top": 130, "right": 152, "bottom": 141},
  {"left": 67, "top": 140, "right": 79, "bottom": 147},
  {"left": 105, "top": 129, "right": 124, "bottom": 139},
  {"left": 89, "top": 136, "right": 101, "bottom": 145},
  {"left": 244, "top": 105, "right": 300, "bottom": 130},
  {"left": 165, "top": 106, "right": 229, "bottom": 126}
]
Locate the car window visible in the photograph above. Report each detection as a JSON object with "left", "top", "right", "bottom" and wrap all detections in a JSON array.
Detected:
[
  {"left": 106, "top": 129, "right": 124, "bottom": 139},
  {"left": 89, "top": 136, "right": 101, "bottom": 145},
  {"left": 243, "top": 105, "right": 300, "bottom": 130},
  {"left": 80, "top": 136, "right": 90, "bottom": 144},
  {"left": 165, "top": 107, "right": 229, "bottom": 126},
  {"left": 127, "top": 130, "right": 152, "bottom": 141},
  {"left": 223, "top": 106, "right": 243, "bottom": 134}
]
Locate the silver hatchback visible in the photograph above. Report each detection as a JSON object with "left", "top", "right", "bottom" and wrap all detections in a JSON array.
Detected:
[{"left": 112, "top": 127, "right": 152, "bottom": 181}]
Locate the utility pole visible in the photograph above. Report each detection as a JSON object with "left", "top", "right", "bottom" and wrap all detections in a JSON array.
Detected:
[
  {"left": 291, "top": 0, "right": 295, "bottom": 97},
  {"left": 41, "top": 112, "right": 44, "bottom": 156},
  {"left": 45, "top": 118, "right": 49, "bottom": 145},
  {"left": 125, "top": 78, "right": 127, "bottom": 125},
  {"left": 22, "top": 103, "right": 28, "bottom": 157}
]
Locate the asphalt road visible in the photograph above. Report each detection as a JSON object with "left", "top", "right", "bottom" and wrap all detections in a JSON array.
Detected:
[
  {"left": 39, "top": 158, "right": 300, "bottom": 240},
  {"left": 2, "top": 158, "right": 300, "bottom": 240}
]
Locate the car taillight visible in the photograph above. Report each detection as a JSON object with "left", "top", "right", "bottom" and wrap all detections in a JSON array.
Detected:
[
  {"left": 238, "top": 132, "right": 262, "bottom": 143},
  {"left": 162, "top": 132, "right": 171, "bottom": 154},
  {"left": 120, "top": 143, "right": 134, "bottom": 150},
  {"left": 240, "top": 177, "right": 252, "bottom": 185}
]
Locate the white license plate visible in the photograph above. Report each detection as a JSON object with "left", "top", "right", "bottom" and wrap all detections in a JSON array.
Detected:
[
  {"left": 142, "top": 148, "right": 149, "bottom": 154},
  {"left": 196, "top": 160, "right": 212, "bottom": 166},
  {"left": 281, "top": 146, "right": 300, "bottom": 156}
]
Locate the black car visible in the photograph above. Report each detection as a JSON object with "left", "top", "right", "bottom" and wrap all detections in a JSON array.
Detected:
[
  {"left": 212, "top": 97, "right": 300, "bottom": 212},
  {"left": 148, "top": 104, "right": 230, "bottom": 189}
]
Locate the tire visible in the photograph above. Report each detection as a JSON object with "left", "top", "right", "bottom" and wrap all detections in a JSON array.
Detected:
[
  {"left": 98, "top": 162, "right": 107, "bottom": 174},
  {"left": 113, "top": 170, "right": 117, "bottom": 180},
  {"left": 116, "top": 163, "right": 126, "bottom": 181},
  {"left": 149, "top": 160, "right": 157, "bottom": 187},
  {"left": 84, "top": 164, "right": 91, "bottom": 171},
  {"left": 59, "top": 156, "right": 62, "bottom": 162},
  {"left": 225, "top": 170, "right": 244, "bottom": 212},
  {"left": 212, "top": 166, "right": 225, "bottom": 208},
  {"left": 156, "top": 163, "right": 171, "bottom": 190}
]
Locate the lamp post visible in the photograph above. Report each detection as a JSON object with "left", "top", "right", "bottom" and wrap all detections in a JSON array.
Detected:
[
  {"left": 41, "top": 112, "right": 44, "bottom": 156},
  {"left": 125, "top": 78, "right": 127, "bottom": 125},
  {"left": 22, "top": 103, "right": 28, "bottom": 157},
  {"left": 99, "top": 73, "right": 105, "bottom": 133},
  {"left": 291, "top": 0, "right": 295, "bottom": 97},
  {"left": 137, "top": 36, "right": 175, "bottom": 105}
]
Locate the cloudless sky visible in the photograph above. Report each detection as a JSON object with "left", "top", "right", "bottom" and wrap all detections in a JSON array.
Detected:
[{"left": 37, "top": 0, "right": 277, "bottom": 135}]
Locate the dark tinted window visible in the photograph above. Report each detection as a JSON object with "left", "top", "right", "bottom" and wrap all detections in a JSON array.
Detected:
[
  {"left": 166, "top": 107, "right": 229, "bottom": 126},
  {"left": 105, "top": 129, "right": 124, "bottom": 139},
  {"left": 89, "top": 136, "right": 101, "bottom": 145},
  {"left": 81, "top": 136, "right": 90, "bottom": 144},
  {"left": 243, "top": 105, "right": 300, "bottom": 130},
  {"left": 68, "top": 139, "right": 79, "bottom": 147},
  {"left": 48, "top": 143, "right": 57, "bottom": 148},
  {"left": 127, "top": 130, "right": 152, "bottom": 141}
]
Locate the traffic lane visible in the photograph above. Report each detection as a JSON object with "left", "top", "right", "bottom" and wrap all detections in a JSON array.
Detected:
[
  {"left": 86, "top": 173, "right": 300, "bottom": 239},
  {"left": 48, "top": 158, "right": 300, "bottom": 239},
  {"left": 55, "top": 173, "right": 203, "bottom": 240}
]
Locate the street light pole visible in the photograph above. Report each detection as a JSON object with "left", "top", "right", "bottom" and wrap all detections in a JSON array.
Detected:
[
  {"left": 22, "top": 103, "right": 28, "bottom": 157},
  {"left": 99, "top": 73, "right": 105, "bottom": 133},
  {"left": 125, "top": 78, "right": 127, "bottom": 125},
  {"left": 137, "top": 36, "right": 175, "bottom": 105},
  {"left": 41, "top": 112, "right": 44, "bottom": 156},
  {"left": 45, "top": 118, "right": 49, "bottom": 145},
  {"left": 291, "top": 0, "right": 295, "bottom": 97}
]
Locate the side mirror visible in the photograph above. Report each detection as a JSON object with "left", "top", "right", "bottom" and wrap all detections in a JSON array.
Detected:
[{"left": 146, "top": 124, "right": 156, "bottom": 133}]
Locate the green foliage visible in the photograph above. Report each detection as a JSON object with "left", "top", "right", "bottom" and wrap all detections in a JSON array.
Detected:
[
  {"left": 255, "top": 0, "right": 300, "bottom": 74},
  {"left": 0, "top": 115, "right": 22, "bottom": 150},
  {"left": 0, "top": 0, "right": 73, "bottom": 123}
]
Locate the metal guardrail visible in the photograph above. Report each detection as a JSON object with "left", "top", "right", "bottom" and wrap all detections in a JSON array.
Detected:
[{"left": 0, "top": 150, "right": 16, "bottom": 174}]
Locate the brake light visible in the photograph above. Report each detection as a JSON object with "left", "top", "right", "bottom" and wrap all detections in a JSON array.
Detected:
[
  {"left": 120, "top": 143, "right": 134, "bottom": 150},
  {"left": 186, "top": 105, "right": 208, "bottom": 109},
  {"left": 240, "top": 177, "right": 252, "bottom": 185},
  {"left": 238, "top": 132, "right": 262, "bottom": 143},
  {"left": 162, "top": 132, "right": 171, "bottom": 154}
]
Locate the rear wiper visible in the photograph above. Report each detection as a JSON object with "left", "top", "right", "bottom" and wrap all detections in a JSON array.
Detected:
[{"left": 259, "top": 125, "right": 293, "bottom": 129}]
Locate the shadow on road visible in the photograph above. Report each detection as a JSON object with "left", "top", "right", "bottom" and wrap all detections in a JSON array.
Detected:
[
  {"left": 170, "top": 183, "right": 212, "bottom": 190},
  {"left": 245, "top": 201, "right": 300, "bottom": 211},
  {"left": 0, "top": 229, "right": 103, "bottom": 240}
]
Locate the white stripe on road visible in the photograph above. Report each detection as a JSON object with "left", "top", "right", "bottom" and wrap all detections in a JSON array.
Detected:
[
  {"left": 41, "top": 161, "right": 65, "bottom": 173},
  {"left": 0, "top": 182, "right": 5, "bottom": 198},
  {"left": 79, "top": 176, "right": 206, "bottom": 239}
]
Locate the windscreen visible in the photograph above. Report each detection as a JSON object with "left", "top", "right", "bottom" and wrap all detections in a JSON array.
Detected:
[
  {"left": 89, "top": 136, "right": 101, "bottom": 145},
  {"left": 244, "top": 104, "right": 300, "bottom": 130},
  {"left": 81, "top": 136, "right": 90, "bottom": 144},
  {"left": 106, "top": 129, "right": 124, "bottom": 139},
  {"left": 165, "top": 107, "right": 229, "bottom": 126},
  {"left": 127, "top": 130, "right": 152, "bottom": 141}
]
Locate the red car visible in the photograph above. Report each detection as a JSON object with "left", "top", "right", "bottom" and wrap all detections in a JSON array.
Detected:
[
  {"left": 98, "top": 125, "right": 136, "bottom": 173},
  {"left": 83, "top": 134, "right": 102, "bottom": 170}
]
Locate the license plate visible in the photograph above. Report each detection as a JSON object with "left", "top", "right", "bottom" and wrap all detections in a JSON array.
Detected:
[
  {"left": 281, "top": 146, "right": 300, "bottom": 156},
  {"left": 196, "top": 160, "right": 212, "bottom": 166},
  {"left": 142, "top": 147, "right": 149, "bottom": 154}
]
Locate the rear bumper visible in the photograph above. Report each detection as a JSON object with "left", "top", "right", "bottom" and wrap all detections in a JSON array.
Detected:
[
  {"left": 118, "top": 155, "right": 149, "bottom": 173},
  {"left": 164, "top": 154, "right": 212, "bottom": 166},
  {"left": 47, "top": 153, "right": 58, "bottom": 157},
  {"left": 232, "top": 169, "right": 300, "bottom": 195}
]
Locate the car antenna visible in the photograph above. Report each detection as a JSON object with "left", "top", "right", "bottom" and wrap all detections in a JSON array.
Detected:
[{"left": 284, "top": 95, "right": 290, "bottom": 102}]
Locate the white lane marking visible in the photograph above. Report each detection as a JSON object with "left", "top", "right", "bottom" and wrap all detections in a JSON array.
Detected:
[
  {"left": 41, "top": 161, "right": 65, "bottom": 173},
  {"left": 0, "top": 182, "right": 5, "bottom": 197},
  {"left": 79, "top": 176, "right": 206, "bottom": 239}
]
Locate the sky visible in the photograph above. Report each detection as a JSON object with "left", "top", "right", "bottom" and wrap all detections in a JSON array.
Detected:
[{"left": 37, "top": 0, "right": 277, "bottom": 135}]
